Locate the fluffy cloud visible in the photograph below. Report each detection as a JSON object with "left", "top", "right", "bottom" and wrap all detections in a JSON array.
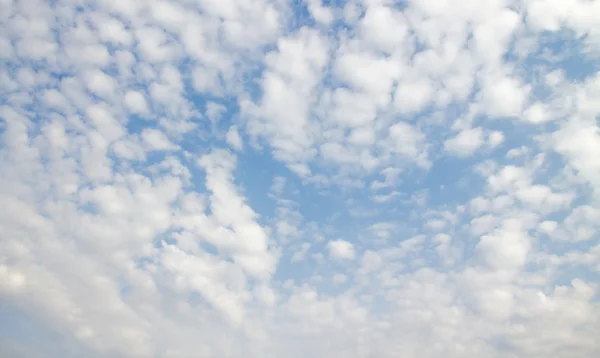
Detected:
[
  {"left": 327, "top": 239, "right": 356, "bottom": 260},
  {"left": 1, "top": 0, "right": 600, "bottom": 357},
  {"left": 225, "top": 125, "right": 243, "bottom": 151},
  {"left": 444, "top": 127, "right": 485, "bottom": 157}
]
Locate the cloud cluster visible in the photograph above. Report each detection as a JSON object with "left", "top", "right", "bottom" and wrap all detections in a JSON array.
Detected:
[{"left": 1, "top": 0, "right": 600, "bottom": 357}]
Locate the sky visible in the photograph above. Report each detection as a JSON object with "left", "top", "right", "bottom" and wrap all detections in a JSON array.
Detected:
[{"left": 0, "top": 0, "right": 600, "bottom": 357}]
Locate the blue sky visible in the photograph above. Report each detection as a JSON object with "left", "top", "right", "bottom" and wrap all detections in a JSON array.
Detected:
[{"left": 1, "top": 0, "right": 600, "bottom": 357}]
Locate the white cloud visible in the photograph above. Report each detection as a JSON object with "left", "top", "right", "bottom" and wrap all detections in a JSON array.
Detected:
[
  {"left": 1, "top": 0, "right": 600, "bottom": 356},
  {"left": 548, "top": 205, "right": 600, "bottom": 242},
  {"left": 479, "top": 74, "right": 530, "bottom": 118},
  {"left": 196, "top": 150, "right": 277, "bottom": 279},
  {"left": 523, "top": 102, "right": 554, "bottom": 123},
  {"left": 85, "top": 104, "right": 125, "bottom": 143},
  {"left": 93, "top": 14, "right": 133, "bottom": 46},
  {"left": 368, "top": 222, "right": 398, "bottom": 241},
  {"left": 226, "top": 125, "right": 243, "bottom": 151},
  {"left": 360, "top": 250, "right": 383, "bottom": 273},
  {"left": 141, "top": 128, "right": 179, "bottom": 151},
  {"left": 370, "top": 191, "right": 400, "bottom": 203},
  {"left": 123, "top": 90, "right": 149, "bottom": 115},
  {"left": 84, "top": 69, "right": 118, "bottom": 100},
  {"left": 553, "top": 119, "right": 600, "bottom": 193},
  {"left": 385, "top": 122, "right": 429, "bottom": 167},
  {"left": 476, "top": 219, "right": 531, "bottom": 270},
  {"left": 444, "top": 127, "right": 485, "bottom": 157},
  {"left": 305, "top": 0, "right": 334, "bottom": 25},
  {"left": 334, "top": 50, "right": 401, "bottom": 98},
  {"left": 488, "top": 131, "right": 505, "bottom": 148},
  {"left": 359, "top": 4, "right": 410, "bottom": 54},
  {"left": 242, "top": 27, "right": 329, "bottom": 172},
  {"left": 394, "top": 77, "right": 434, "bottom": 114},
  {"left": 347, "top": 126, "right": 376, "bottom": 146},
  {"left": 327, "top": 240, "right": 355, "bottom": 260}
]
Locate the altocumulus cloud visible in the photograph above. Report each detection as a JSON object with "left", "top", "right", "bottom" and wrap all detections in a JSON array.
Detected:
[{"left": 1, "top": 0, "right": 600, "bottom": 357}]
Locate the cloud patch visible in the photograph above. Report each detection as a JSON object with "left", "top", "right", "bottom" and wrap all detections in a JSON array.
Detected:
[{"left": 1, "top": 0, "right": 600, "bottom": 357}]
